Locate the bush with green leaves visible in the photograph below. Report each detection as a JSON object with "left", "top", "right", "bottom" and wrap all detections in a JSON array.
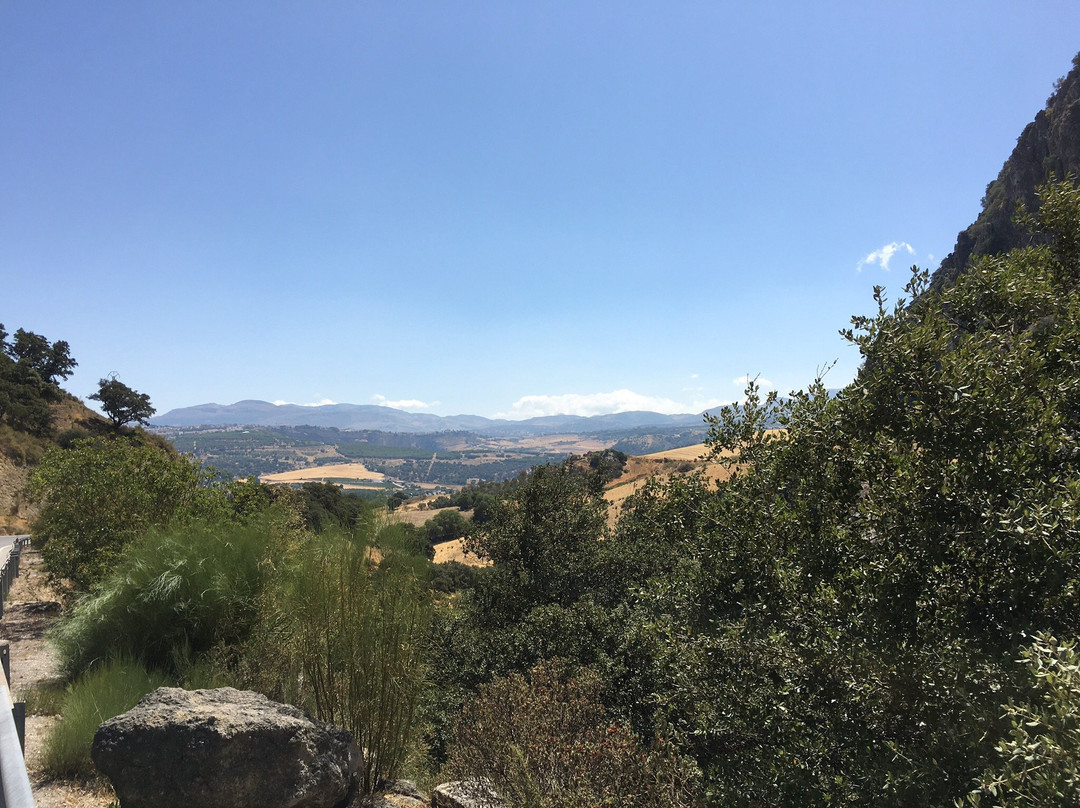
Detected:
[
  {"left": 964, "top": 633, "right": 1080, "bottom": 807},
  {"left": 297, "top": 480, "right": 373, "bottom": 533},
  {"left": 425, "top": 507, "right": 471, "bottom": 547},
  {"left": 30, "top": 436, "right": 224, "bottom": 589},
  {"left": 425, "top": 459, "right": 687, "bottom": 767}
]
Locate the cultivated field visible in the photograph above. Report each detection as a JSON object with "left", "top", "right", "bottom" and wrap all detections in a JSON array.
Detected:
[{"left": 260, "top": 463, "right": 385, "bottom": 484}]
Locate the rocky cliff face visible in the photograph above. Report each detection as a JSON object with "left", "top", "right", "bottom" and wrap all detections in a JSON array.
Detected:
[{"left": 932, "top": 53, "right": 1080, "bottom": 290}]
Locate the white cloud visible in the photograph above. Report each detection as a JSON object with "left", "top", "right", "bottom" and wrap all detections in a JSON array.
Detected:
[
  {"left": 371, "top": 394, "right": 440, "bottom": 411},
  {"left": 495, "top": 389, "right": 729, "bottom": 420},
  {"left": 732, "top": 374, "right": 773, "bottom": 388},
  {"left": 272, "top": 398, "right": 337, "bottom": 407},
  {"left": 857, "top": 241, "right": 915, "bottom": 272}
]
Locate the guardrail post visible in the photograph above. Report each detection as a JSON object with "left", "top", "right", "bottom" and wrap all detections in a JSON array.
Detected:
[
  {"left": 11, "top": 701, "right": 24, "bottom": 753},
  {"left": 0, "top": 642, "right": 8, "bottom": 685}
]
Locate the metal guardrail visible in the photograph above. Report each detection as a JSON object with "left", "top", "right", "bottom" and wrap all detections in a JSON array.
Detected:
[
  {"left": 0, "top": 537, "right": 29, "bottom": 620},
  {"left": 0, "top": 536, "right": 36, "bottom": 808}
]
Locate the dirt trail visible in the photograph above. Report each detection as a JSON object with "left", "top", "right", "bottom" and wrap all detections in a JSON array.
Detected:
[{"left": 1, "top": 550, "right": 114, "bottom": 807}]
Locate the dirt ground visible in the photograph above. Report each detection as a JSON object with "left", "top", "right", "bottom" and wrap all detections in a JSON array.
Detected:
[{"left": 1, "top": 550, "right": 116, "bottom": 808}]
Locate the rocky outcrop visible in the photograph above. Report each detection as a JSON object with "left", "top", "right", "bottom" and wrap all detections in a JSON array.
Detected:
[
  {"left": 932, "top": 53, "right": 1080, "bottom": 291},
  {"left": 92, "top": 687, "right": 358, "bottom": 808}
]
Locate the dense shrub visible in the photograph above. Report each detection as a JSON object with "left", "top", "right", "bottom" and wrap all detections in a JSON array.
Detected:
[
  {"left": 429, "top": 560, "right": 478, "bottom": 594},
  {"left": 30, "top": 436, "right": 222, "bottom": 589},
  {"left": 443, "top": 660, "right": 698, "bottom": 808},
  {"left": 51, "top": 513, "right": 286, "bottom": 679},
  {"left": 240, "top": 522, "right": 432, "bottom": 794},
  {"left": 425, "top": 508, "right": 471, "bottom": 546},
  {"left": 964, "top": 634, "right": 1080, "bottom": 807},
  {"left": 297, "top": 480, "right": 372, "bottom": 533}
]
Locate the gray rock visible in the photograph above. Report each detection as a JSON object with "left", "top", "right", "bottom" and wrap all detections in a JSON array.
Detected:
[
  {"left": 351, "top": 779, "right": 427, "bottom": 808},
  {"left": 92, "top": 686, "right": 358, "bottom": 808},
  {"left": 431, "top": 780, "right": 506, "bottom": 808}
]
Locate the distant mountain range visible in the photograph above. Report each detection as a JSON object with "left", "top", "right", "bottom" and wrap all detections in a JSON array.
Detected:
[{"left": 151, "top": 399, "right": 709, "bottom": 437}]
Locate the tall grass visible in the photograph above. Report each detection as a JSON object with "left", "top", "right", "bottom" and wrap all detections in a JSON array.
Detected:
[
  {"left": 51, "top": 513, "right": 281, "bottom": 679},
  {"left": 246, "top": 519, "right": 432, "bottom": 793},
  {"left": 42, "top": 658, "right": 168, "bottom": 778}
]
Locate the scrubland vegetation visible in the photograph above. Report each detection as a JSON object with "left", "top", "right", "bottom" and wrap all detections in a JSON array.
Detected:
[{"left": 10, "top": 181, "right": 1080, "bottom": 805}]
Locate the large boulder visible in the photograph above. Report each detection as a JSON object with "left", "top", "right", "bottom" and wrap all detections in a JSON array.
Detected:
[{"left": 92, "top": 686, "right": 358, "bottom": 808}]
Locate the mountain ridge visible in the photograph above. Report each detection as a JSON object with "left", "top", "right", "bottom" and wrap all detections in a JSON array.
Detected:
[{"left": 151, "top": 399, "right": 710, "bottom": 436}]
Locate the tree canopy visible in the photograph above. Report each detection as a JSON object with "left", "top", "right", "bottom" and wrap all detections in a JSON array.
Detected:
[
  {"left": 0, "top": 324, "right": 77, "bottom": 436},
  {"left": 89, "top": 376, "right": 156, "bottom": 428}
]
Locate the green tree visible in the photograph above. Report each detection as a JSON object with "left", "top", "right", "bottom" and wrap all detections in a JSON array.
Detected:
[
  {"left": 0, "top": 323, "right": 77, "bottom": 436},
  {"left": 30, "top": 437, "right": 219, "bottom": 589},
  {"left": 387, "top": 490, "right": 408, "bottom": 511},
  {"left": 89, "top": 376, "right": 156, "bottom": 428},
  {"left": 297, "top": 481, "right": 371, "bottom": 533},
  {"left": 964, "top": 634, "right": 1080, "bottom": 807},
  {"left": 3, "top": 327, "right": 77, "bottom": 387},
  {"left": 466, "top": 462, "right": 607, "bottom": 622},
  {"left": 0, "top": 358, "right": 53, "bottom": 435},
  {"left": 425, "top": 508, "right": 471, "bottom": 546}
]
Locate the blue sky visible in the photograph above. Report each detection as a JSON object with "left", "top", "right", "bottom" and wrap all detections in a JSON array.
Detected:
[{"left": 4, "top": 3, "right": 1080, "bottom": 420}]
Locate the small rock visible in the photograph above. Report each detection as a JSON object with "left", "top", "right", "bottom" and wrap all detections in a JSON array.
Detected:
[
  {"left": 431, "top": 780, "right": 506, "bottom": 808},
  {"left": 350, "top": 779, "right": 426, "bottom": 807},
  {"left": 93, "top": 686, "right": 358, "bottom": 808}
]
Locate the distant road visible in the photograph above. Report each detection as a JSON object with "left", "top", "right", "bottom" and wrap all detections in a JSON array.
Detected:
[{"left": 0, "top": 535, "right": 28, "bottom": 570}]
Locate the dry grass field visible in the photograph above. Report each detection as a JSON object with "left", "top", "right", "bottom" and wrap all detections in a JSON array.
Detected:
[
  {"left": 641, "top": 443, "right": 709, "bottom": 461},
  {"left": 260, "top": 462, "right": 385, "bottom": 484},
  {"left": 433, "top": 538, "right": 488, "bottom": 566},
  {"left": 393, "top": 506, "right": 466, "bottom": 527},
  {"left": 602, "top": 442, "right": 739, "bottom": 510}
]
